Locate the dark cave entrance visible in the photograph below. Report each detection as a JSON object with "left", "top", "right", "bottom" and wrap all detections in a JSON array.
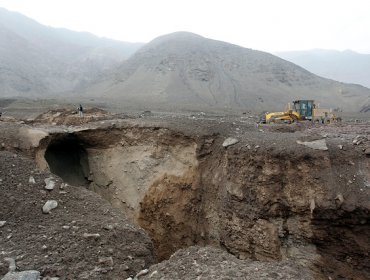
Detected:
[{"left": 44, "top": 135, "right": 90, "bottom": 187}]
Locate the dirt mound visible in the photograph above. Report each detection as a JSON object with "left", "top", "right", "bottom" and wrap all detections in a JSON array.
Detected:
[
  {"left": 33, "top": 107, "right": 115, "bottom": 125},
  {"left": 141, "top": 246, "right": 315, "bottom": 279},
  {"left": 0, "top": 151, "right": 155, "bottom": 279}
]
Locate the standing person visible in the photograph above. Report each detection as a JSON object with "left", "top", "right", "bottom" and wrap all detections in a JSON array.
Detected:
[{"left": 78, "top": 104, "right": 83, "bottom": 117}]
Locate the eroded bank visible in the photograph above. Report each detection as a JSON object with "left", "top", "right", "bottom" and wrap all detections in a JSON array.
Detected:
[{"left": 30, "top": 125, "right": 370, "bottom": 280}]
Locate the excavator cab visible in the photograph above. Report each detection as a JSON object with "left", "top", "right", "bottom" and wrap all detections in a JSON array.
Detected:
[{"left": 292, "top": 100, "right": 314, "bottom": 120}]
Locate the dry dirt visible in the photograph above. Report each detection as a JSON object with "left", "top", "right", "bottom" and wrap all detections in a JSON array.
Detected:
[{"left": 0, "top": 107, "right": 369, "bottom": 279}]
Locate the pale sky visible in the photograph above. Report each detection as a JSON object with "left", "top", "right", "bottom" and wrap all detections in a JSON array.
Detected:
[{"left": 0, "top": 0, "right": 369, "bottom": 53}]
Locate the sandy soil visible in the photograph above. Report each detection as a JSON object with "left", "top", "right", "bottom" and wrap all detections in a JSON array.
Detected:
[{"left": 0, "top": 103, "right": 369, "bottom": 279}]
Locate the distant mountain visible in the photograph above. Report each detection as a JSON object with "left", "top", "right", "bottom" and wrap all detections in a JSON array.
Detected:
[
  {"left": 0, "top": 8, "right": 143, "bottom": 97},
  {"left": 276, "top": 49, "right": 370, "bottom": 88},
  {"left": 86, "top": 32, "right": 370, "bottom": 112},
  {"left": 1, "top": 7, "right": 370, "bottom": 112}
]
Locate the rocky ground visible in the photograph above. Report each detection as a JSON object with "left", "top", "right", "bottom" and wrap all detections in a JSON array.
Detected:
[{"left": 0, "top": 106, "right": 369, "bottom": 279}]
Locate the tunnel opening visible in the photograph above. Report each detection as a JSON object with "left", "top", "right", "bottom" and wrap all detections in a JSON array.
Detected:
[{"left": 44, "top": 134, "right": 90, "bottom": 187}]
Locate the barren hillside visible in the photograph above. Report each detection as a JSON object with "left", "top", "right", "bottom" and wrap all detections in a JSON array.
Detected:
[
  {"left": 87, "top": 32, "right": 370, "bottom": 112},
  {"left": 276, "top": 49, "right": 370, "bottom": 88},
  {"left": 0, "top": 8, "right": 143, "bottom": 97}
]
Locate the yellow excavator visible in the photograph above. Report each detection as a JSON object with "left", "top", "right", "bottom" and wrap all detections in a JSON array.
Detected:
[{"left": 261, "top": 100, "right": 340, "bottom": 124}]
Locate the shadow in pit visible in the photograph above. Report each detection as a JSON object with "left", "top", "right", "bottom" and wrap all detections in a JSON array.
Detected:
[{"left": 44, "top": 135, "right": 90, "bottom": 187}]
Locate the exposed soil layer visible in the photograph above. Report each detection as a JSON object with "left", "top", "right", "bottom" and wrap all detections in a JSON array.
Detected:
[
  {"left": 0, "top": 151, "right": 155, "bottom": 279},
  {"left": 1, "top": 110, "right": 370, "bottom": 279}
]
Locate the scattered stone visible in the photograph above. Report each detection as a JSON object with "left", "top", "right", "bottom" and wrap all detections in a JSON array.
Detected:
[
  {"left": 2, "top": 270, "right": 40, "bottom": 280},
  {"left": 135, "top": 268, "right": 149, "bottom": 278},
  {"left": 29, "top": 176, "right": 36, "bottom": 184},
  {"left": 44, "top": 177, "right": 56, "bottom": 191},
  {"left": 62, "top": 225, "right": 70, "bottom": 229},
  {"left": 149, "top": 270, "right": 158, "bottom": 278},
  {"left": 2, "top": 258, "right": 40, "bottom": 280},
  {"left": 0, "top": 221, "right": 6, "bottom": 227},
  {"left": 338, "top": 145, "right": 343, "bottom": 150},
  {"left": 103, "top": 224, "right": 114, "bottom": 230},
  {"left": 364, "top": 148, "right": 370, "bottom": 156},
  {"left": 83, "top": 233, "right": 101, "bottom": 239},
  {"left": 296, "top": 139, "right": 328, "bottom": 150},
  {"left": 42, "top": 200, "right": 58, "bottom": 214},
  {"left": 140, "top": 110, "right": 152, "bottom": 117},
  {"left": 353, "top": 135, "right": 367, "bottom": 145},
  {"left": 309, "top": 199, "right": 315, "bottom": 214},
  {"left": 222, "top": 137, "right": 239, "bottom": 147},
  {"left": 98, "top": 256, "right": 114, "bottom": 267},
  {"left": 4, "top": 258, "right": 16, "bottom": 272},
  {"left": 121, "top": 264, "right": 129, "bottom": 271},
  {"left": 335, "top": 194, "right": 344, "bottom": 207}
]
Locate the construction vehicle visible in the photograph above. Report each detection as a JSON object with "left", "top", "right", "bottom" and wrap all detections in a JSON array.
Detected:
[{"left": 261, "top": 100, "right": 340, "bottom": 124}]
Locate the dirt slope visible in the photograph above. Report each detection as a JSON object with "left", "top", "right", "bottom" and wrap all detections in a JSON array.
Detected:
[
  {"left": 141, "top": 246, "right": 315, "bottom": 280},
  {"left": 0, "top": 7, "right": 143, "bottom": 97},
  {"left": 0, "top": 150, "right": 155, "bottom": 279}
]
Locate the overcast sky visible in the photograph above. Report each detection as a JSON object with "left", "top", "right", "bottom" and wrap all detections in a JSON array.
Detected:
[{"left": 0, "top": 0, "right": 369, "bottom": 53}]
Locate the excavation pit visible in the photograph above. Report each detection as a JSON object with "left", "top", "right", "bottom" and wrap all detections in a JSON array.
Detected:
[
  {"left": 34, "top": 125, "right": 370, "bottom": 278},
  {"left": 39, "top": 128, "right": 200, "bottom": 260}
]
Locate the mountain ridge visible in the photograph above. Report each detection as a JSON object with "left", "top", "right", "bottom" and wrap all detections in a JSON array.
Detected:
[
  {"left": 0, "top": 7, "right": 144, "bottom": 97},
  {"left": 1, "top": 8, "right": 370, "bottom": 112},
  {"left": 276, "top": 49, "right": 370, "bottom": 88},
  {"left": 85, "top": 32, "right": 370, "bottom": 112}
]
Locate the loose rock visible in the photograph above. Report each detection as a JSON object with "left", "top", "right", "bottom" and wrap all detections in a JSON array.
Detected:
[
  {"left": 83, "top": 233, "right": 101, "bottom": 239},
  {"left": 135, "top": 268, "right": 149, "bottom": 278},
  {"left": 222, "top": 137, "right": 239, "bottom": 147},
  {"left": 335, "top": 194, "right": 344, "bottom": 207},
  {"left": 98, "top": 256, "right": 114, "bottom": 267},
  {"left": 29, "top": 176, "right": 36, "bottom": 184},
  {"left": 0, "top": 221, "right": 6, "bottom": 227},
  {"left": 2, "top": 270, "right": 40, "bottom": 280},
  {"left": 44, "top": 177, "right": 56, "bottom": 190},
  {"left": 2, "top": 258, "right": 40, "bottom": 280},
  {"left": 42, "top": 200, "right": 58, "bottom": 213},
  {"left": 353, "top": 135, "right": 367, "bottom": 145},
  {"left": 296, "top": 139, "right": 328, "bottom": 150}
]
